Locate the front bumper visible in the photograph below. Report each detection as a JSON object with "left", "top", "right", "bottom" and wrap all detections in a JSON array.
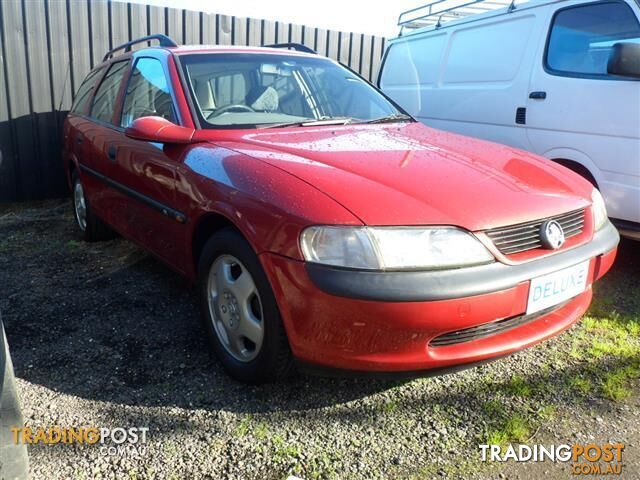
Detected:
[{"left": 260, "top": 222, "right": 619, "bottom": 373}]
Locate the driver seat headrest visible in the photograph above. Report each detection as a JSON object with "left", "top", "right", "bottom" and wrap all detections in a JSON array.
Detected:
[{"left": 246, "top": 86, "right": 279, "bottom": 112}]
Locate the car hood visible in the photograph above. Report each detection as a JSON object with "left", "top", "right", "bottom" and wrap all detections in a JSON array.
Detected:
[{"left": 210, "top": 122, "right": 592, "bottom": 231}]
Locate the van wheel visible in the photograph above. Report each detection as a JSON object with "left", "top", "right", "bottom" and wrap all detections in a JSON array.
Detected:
[
  {"left": 71, "top": 171, "right": 114, "bottom": 242},
  {"left": 198, "top": 228, "right": 294, "bottom": 383}
]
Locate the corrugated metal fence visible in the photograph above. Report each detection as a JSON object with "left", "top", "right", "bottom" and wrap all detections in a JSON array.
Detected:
[{"left": 0, "top": 0, "right": 387, "bottom": 202}]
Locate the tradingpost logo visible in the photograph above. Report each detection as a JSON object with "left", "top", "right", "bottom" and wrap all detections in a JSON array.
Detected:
[
  {"left": 11, "top": 426, "right": 149, "bottom": 457},
  {"left": 479, "top": 443, "right": 625, "bottom": 475}
]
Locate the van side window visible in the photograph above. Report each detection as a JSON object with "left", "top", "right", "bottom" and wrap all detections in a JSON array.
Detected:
[
  {"left": 120, "top": 57, "right": 176, "bottom": 127},
  {"left": 71, "top": 68, "right": 103, "bottom": 115},
  {"left": 90, "top": 61, "right": 129, "bottom": 124},
  {"left": 546, "top": 1, "right": 640, "bottom": 77}
]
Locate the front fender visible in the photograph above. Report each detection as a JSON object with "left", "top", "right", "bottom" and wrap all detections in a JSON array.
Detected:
[{"left": 179, "top": 143, "right": 361, "bottom": 262}]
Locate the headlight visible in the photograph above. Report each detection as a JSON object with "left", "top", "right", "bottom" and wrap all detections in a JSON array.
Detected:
[
  {"left": 591, "top": 188, "right": 608, "bottom": 231},
  {"left": 300, "top": 226, "right": 494, "bottom": 270}
]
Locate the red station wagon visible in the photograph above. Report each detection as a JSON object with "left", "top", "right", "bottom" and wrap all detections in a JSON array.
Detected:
[{"left": 63, "top": 35, "right": 619, "bottom": 383}]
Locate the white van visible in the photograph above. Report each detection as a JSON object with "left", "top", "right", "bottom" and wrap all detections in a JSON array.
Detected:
[{"left": 379, "top": 0, "right": 640, "bottom": 238}]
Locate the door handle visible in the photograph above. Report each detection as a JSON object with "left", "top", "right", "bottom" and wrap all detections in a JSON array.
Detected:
[
  {"left": 107, "top": 145, "right": 117, "bottom": 161},
  {"left": 529, "top": 91, "right": 547, "bottom": 100}
]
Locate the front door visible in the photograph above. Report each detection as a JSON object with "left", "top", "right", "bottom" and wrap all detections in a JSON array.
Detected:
[
  {"left": 526, "top": 0, "right": 640, "bottom": 223},
  {"left": 111, "top": 56, "right": 188, "bottom": 272}
]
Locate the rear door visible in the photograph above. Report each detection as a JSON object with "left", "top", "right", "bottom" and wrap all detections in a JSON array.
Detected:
[
  {"left": 526, "top": 0, "right": 640, "bottom": 222},
  {"left": 114, "top": 56, "right": 187, "bottom": 271},
  {"left": 82, "top": 60, "right": 130, "bottom": 230}
]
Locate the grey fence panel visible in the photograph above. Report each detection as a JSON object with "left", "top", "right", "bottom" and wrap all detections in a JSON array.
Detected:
[
  {"left": 262, "top": 20, "right": 276, "bottom": 45},
  {"left": 360, "top": 34, "right": 372, "bottom": 81},
  {"left": 0, "top": 0, "right": 16, "bottom": 200},
  {"left": 290, "top": 24, "right": 302, "bottom": 44},
  {"left": 248, "top": 18, "right": 261, "bottom": 46},
  {"left": 184, "top": 10, "right": 199, "bottom": 45},
  {"left": 218, "top": 14, "right": 232, "bottom": 45},
  {"left": 70, "top": 1, "right": 92, "bottom": 97},
  {"left": 110, "top": 1, "right": 129, "bottom": 52},
  {"left": 3, "top": 0, "right": 35, "bottom": 201},
  {"left": 148, "top": 3, "right": 165, "bottom": 39},
  {"left": 90, "top": 1, "right": 109, "bottom": 68},
  {"left": 202, "top": 13, "right": 216, "bottom": 44},
  {"left": 315, "top": 28, "right": 328, "bottom": 56},
  {"left": 24, "top": 0, "right": 60, "bottom": 197},
  {"left": 130, "top": 3, "right": 150, "bottom": 46},
  {"left": 166, "top": 7, "right": 182, "bottom": 43},
  {"left": 233, "top": 16, "right": 247, "bottom": 45},
  {"left": 0, "top": 0, "right": 387, "bottom": 201}
]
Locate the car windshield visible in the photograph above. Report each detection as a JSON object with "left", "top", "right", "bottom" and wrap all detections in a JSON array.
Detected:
[{"left": 179, "top": 53, "right": 405, "bottom": 128}]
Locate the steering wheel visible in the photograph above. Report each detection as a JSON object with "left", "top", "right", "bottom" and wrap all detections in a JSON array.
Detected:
[{"left": 207, "top": 104, "right": 255, "bottom": 119}]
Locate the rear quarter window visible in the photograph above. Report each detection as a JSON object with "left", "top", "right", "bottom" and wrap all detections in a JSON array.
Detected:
[
  {"left": 90, "top": 61, "right": 129, "bottom": 124},
  {"left": 70, "top": 68, "right": 104, "bottom": 115}
]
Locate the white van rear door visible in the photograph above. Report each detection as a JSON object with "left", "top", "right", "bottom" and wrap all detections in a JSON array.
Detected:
[{"left": 526, "top": 0, "right": 640, "bottom": 224}]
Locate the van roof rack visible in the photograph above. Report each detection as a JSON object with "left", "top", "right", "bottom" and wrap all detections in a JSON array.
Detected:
[
  {"left": 103, "top": 34, "right": 178, "bottom": 61},
  {"left": 397, "top": 0, "right": 519, "bottom": 33},
  {"left": 262, "top": 43, "right": 316, "bottom": 54}
]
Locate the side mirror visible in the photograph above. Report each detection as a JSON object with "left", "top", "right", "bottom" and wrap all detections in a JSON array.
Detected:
[
  {"left": 607, "top": 42, "right": 640, "bottom": 79},
  {"left": 124, "top": 116, "right": 195, "bottom": 144}
]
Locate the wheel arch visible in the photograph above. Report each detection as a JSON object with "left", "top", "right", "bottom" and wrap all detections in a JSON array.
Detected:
[
  {"left": 552, "top": 158, "right": 599, "bottom": 188},
  {"left": 541, "top": 147, "right": 602, "bottom": 189},
  {"left": 190, "top": 211, "right": 247, "bottom": 277}
]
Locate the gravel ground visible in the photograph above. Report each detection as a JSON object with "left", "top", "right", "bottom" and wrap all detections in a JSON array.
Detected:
[{"left": 1, "top": 200, "right": 638, "bottom": 480}]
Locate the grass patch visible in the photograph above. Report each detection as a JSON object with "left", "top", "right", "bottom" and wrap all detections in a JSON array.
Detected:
[
  {"left": 485, "top": 413, "right": 532, "bottom": 446},
  {"left": 601, "top": 363, "right": 640, "bottom": 401},
  {"left": 567, "top": 375, "right": 593, "bottom": 395},
  {"left": 382, "top": 400, "right": 398, "bottom": 414},
  {"left": 272, "top": 434, "right": 302, "bottom": 463},
  {"left": 504, "top": 374, "right": 533, "bottom": 397},
  {"left": 539, "top": 404, "right": 557, "bottom": 421},
  {"left": 483, "top": 400, "right": 504, "bottom": 417},
  {"left": 234, "top": 415, "right": 252, "bottom": 437},
  {"left": 253, "top": 421, "right": 269, "bottom": 441}
]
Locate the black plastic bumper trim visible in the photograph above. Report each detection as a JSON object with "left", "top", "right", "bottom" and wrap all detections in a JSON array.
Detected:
[{"left": 305, "top": 222, "right": 619, "bottom": 302}]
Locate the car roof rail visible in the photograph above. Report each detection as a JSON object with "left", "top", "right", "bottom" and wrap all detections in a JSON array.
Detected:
[
  {"left": 102, "top": 34, "right": 178, "bottom": 61},
  {"left": 262, "top": 42, "right": 316, "bottom": 54},
  {"left": 397, "top": 0, "right": 519, "bottom": 33}
]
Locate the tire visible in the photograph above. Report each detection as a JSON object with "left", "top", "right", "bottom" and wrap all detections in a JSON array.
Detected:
[
  {"left": 197, "top": 228, "right": 294, "bottom": 383},
  {"left": 71, "top": 171, "right": 114, "bottom": 242}
]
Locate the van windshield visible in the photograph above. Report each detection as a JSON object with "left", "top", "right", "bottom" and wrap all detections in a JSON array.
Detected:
[{"left": 179, "top": 53, "right": 404, "bottom": 128}]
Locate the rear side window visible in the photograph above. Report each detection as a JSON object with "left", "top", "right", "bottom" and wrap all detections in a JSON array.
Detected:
[
  {"left": 90, "top": 61, "right": 129, "bottom": 124},
  {"left": 71, "top": 68, "right": 103, "bottom": 114},
  {"left": 546, "top": 1, "right": 640, "bottom": 77},
  {"left": 120, "top": 57, "right": 176, "bottom": 127}
]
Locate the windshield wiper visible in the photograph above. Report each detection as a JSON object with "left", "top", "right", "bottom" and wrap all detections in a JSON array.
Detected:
[
  {"left": 362, "top": 113, "right": 414, "bottom": 124},
  {"left": 256, "top": 117, "right": 357, "bottom": 129}
]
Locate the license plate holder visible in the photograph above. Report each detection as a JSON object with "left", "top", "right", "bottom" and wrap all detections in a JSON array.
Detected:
[{"left": 526, "top": 260, "right": 590, "bottom": 315}]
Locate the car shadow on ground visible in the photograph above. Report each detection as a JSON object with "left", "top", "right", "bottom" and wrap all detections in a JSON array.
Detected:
[{"left": 1, "top": 201, "right": 638, "bottom": 416}]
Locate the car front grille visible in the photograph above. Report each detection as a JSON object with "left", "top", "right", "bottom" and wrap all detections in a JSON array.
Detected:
[
  {"left": 486, "top": 209, "right": 586, "bottom": 255},
  {"left": 429, "top": 303, "right": 566, "bottom": 347}
]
